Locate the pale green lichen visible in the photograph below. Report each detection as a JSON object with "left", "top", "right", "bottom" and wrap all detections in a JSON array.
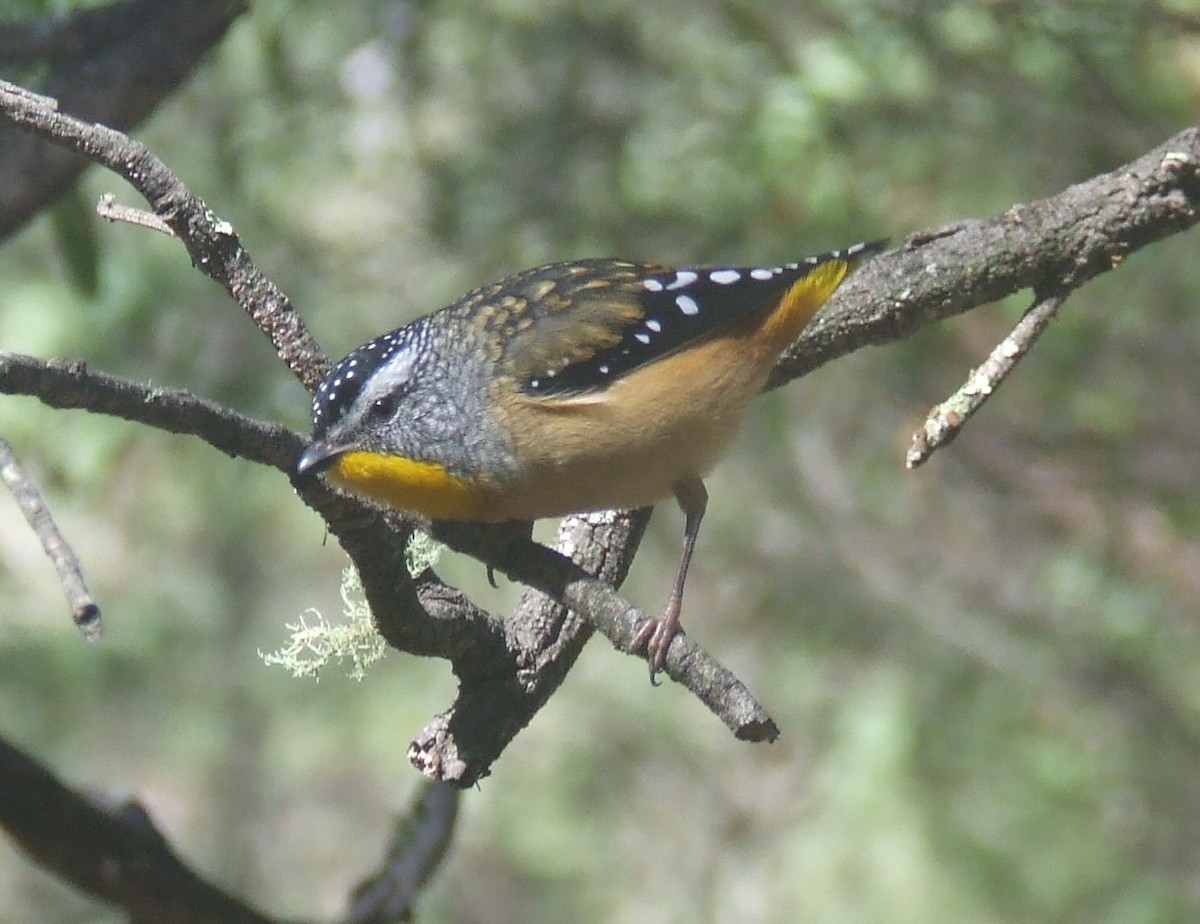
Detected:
[
  {"left": 260, "top": 532, "right": 443, "bottom": 680},
  {"left": 404, "top": 528, "right": 443, "bottom": 576}
]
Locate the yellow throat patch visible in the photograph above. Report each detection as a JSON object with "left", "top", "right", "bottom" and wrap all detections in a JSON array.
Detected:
[{"left": 328, "top": 451, "right": 486, "bottom": 520}]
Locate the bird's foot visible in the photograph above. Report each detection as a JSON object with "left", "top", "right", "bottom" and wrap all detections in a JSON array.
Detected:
[{"left": 631, "top": 604, "right": 682, "bottom": 682}]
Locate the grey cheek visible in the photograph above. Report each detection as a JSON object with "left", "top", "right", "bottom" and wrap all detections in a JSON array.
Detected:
[{"left": 414, "top": 398, "right": 460, "bottom": 442}]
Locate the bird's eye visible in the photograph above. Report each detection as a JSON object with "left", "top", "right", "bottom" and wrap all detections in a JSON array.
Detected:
[{"left": 366, "top": 393, "right": 398, "bottom": 424}]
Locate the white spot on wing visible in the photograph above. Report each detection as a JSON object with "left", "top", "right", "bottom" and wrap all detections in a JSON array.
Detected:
[
  {"left": 750, "top": 268, "right": 773, "bottom": 280},
  {"left": 709, "top": 269, "right": 740, "bottom": 284},
  {"left": 675, "top": 294, "right": 699, "bottom": 315},
  {"left": 666, "top": 270, "right": 698, "bottom": 291},
  {"left": 643, "top": 279, "right": 664, "bottom": 292}
]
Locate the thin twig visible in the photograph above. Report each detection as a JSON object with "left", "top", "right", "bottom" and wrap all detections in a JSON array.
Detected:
[
  {"left": 0, "top": 436, "right": 101, "bottom": 641},
  {"left": 907, "top": 291, "right": 1068, "bottom": 468},
  {"left": 96, "top": 193, "right": 175, "bottom": 236}
]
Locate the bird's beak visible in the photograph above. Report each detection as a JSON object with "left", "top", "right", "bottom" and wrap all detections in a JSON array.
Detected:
[{"left": 295, "top": 440, "right": 347, "bottom": 478}]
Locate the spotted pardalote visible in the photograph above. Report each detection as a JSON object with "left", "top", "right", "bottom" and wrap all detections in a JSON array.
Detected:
[{"left": 296, "top": 241, "right": 884, "bottom": 673}]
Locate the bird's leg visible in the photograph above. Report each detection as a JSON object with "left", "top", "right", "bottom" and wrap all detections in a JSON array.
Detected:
[
  {"left": 482, "top": 519, "right": 534, "bottom": 587},
  {"left": 632, "top": 478, "right": 707, "bottom": 679}
]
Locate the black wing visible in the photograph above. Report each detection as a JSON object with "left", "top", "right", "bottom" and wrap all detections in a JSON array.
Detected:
[{"left": 480, "top": 245, "right": 880, "bottom": 396}]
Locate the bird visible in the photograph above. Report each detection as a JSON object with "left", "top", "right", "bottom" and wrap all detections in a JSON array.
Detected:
[{"left": 295, "top": 240, "right": 884, "bottom": 675}]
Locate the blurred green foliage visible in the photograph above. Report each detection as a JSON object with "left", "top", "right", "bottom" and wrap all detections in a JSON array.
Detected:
[{"left": 2, "top": 0, "right": 1200, "bottom": 921}]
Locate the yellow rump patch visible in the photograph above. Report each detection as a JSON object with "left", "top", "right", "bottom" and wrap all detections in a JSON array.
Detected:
[
  {"left": 758, "top": 258, "right": 852, "bottom": 346},
  {"left": 328, "top": 451, "right": 486, "bottom": 520}
]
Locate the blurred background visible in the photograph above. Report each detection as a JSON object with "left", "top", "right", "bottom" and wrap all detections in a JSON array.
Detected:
[{"left": 1, "top": 0, "right": 1199, "bottom": 921}]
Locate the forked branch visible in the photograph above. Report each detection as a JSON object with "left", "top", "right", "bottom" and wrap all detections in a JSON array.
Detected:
[{"left": 1, "top": 79, "right": 1198, "bottom": 787}]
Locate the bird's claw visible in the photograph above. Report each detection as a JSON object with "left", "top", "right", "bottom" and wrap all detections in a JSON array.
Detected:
[{"left": 631, "top": 613, "right": 681, "bottom": 682}]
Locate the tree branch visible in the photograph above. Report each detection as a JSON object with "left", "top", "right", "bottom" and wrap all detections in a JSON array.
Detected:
[
  {"left": 344, "top": 780, "right": 459, "bottom": 924},
  {"left": 907, "top": 289, "right": 1068, "bottom": 467},
  {"left": 0, "top": 734, "right": 292, "bottom": 924},
  {"left": 772, "top": 137, "right": 1200, "bottom": 386},
  {"left": 0, "top": 0, "right": 248, "bottom": 239},
  {"left": 0, "top": 435, "right": 100, "bottom": 640},
  {"left": 2, "top": 81, "right": 1199, "bottom": 786},
  {"left": 0, "top": 81, "right": 327, "bottom": 390},
  {"left": 0, "top": 352, "right": 299, "bottom": 472}
]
